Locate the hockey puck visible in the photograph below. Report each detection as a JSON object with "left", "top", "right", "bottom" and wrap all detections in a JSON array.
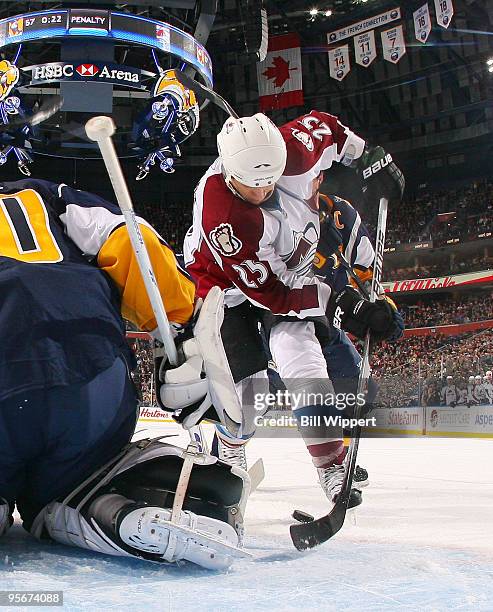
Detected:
[{"left": 292, "top": 509, "right": 315, "bottom": 523}]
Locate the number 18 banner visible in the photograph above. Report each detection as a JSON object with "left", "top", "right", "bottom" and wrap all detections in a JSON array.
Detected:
[{"left": 434, "top": 0, "right": 454, "bottom": 29}]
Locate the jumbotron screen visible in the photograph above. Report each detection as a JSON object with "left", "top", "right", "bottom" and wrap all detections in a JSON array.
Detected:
[{"left": 0, "top": 8, "right": 213, "bottom": 86}]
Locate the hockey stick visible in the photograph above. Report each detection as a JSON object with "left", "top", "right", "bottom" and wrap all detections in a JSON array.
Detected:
[
  {"left": 290, "top": 198, "right": 388, "bottom": 551},
  {"left": 0, "top": 96, "right": 63, "bottom": 132},
  {"left": 174, "top": 69, "right": 239, "bottom": 118},
  {"left": 85, "top": 116, "right": 207, "bottom": 452}
]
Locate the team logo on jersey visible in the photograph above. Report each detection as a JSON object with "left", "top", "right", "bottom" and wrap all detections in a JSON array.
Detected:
[
  {"left": 209, "top": 223, "right": 242, "bottom": 256},
  {"left": 291, "top": 128, "right": 314, "bottom": 152},
  {"left": 285, "top": 222, "right": 318, "bottom": 274},
  {"left": 0, "top": 60, "right": 19, "bottom": 102}
]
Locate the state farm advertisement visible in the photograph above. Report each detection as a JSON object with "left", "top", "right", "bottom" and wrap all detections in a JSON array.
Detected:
[
  {"left": 383, "top": 270, "right": 493, "bottom": 293},
  {"left": 367, "top": 407, "right": 424, "bottom": 435}
]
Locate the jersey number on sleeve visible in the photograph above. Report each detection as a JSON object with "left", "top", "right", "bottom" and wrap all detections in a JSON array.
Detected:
[{"left": 0, "top": 189, "right": 63, "bottom": 263}]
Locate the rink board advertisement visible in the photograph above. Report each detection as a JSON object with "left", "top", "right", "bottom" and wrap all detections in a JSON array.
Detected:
[
  {"left": 137, "top": 405, "right": 493, "bottom": 437},
  {"left": 382, "top": 269, "right": 493, "bottom": 293},
  {"left": 426, "top": 406, "right": 493, "bottom": 438},
  {"left": 139, "top": 406, "right": 173, "bottom": 422},
  {"left": 366, "top": 407, "right": 424, "bottom": 436}
]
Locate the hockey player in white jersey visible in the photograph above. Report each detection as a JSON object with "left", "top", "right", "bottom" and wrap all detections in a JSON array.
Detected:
[
  {"left": 181, "top": 111, "right": 404, "bottom": 508},
  {"left": 474, "top": 374, "right": 486, "bottom": 404},
  {"left": 467, "top": 375, "right": 477, "bottom": 406},
  {"left": 441, "top": 376, "right": 458, "bottom": 406},
  {"left": 483, "top": 374, "right": 493, "bottom": 404}
]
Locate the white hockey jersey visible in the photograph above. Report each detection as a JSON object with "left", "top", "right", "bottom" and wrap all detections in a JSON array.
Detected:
[{"left": 184, "top": 110, "right": 365, "bottom": 318}]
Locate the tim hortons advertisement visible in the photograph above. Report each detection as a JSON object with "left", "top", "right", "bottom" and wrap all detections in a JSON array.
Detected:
[
  {"left": 138, "top": 406, "right": 172, "bottom": 422},
  {"left": 383, "top": 270, "right": 493, "bottom": 293}
]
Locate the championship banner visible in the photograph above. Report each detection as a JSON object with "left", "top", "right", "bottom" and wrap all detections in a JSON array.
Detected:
[
  {"left": 327, "top": 7, "right": 401, "bottom": 43},
  {"left": 354, "top": 30, "right": 377, "bottom": 67},
  {"left": 413, "top": 4, "right": 432, "bottom": 43},
  {"left": 434, "top": 0, "right": 454, "bottom": 29},
  {"left": 381, "top": 25, "right": 406, "bottom": 64},
  {"left": 257, "top": 32, "right": 303, "bottom": 112},
  {"left": 328, "top": 45, "right": 350, "bottom": 81}
]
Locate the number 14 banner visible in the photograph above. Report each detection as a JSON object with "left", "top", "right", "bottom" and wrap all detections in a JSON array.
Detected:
[{"left": 328, "top": 45, "right": 351, "bottom": 81}]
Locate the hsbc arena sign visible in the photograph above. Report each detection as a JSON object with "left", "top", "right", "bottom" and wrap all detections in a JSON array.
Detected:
[{"left": 24, "top": 61, "right": 148, "bottom": 90}]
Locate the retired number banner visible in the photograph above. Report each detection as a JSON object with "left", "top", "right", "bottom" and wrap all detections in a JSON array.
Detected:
[
  {"left": 381, "top": 25, "right": 406, "bottom": 64},
  {"left": 328, "top": 45, "right": 350, "bottom": 81},
  {"left": 414, "top": 4, "right": 432, "bottom": 43},
  {"left": 354, "top": 30, "right": 377, "bottom": 67},
  {"left": 434, "top": 0, "right": 454, "bottom": 28}
]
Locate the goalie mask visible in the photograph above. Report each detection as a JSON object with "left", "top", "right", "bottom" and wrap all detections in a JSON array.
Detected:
[{"left": 151, "top": 69, "right": 200, "bottom": 150}]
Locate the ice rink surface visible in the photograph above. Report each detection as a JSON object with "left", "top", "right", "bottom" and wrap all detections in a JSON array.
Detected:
[{"left": 1, "top": 423, "right": 493, "bottom": 611}]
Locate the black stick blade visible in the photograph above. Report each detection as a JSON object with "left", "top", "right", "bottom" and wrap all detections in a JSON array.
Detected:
[
  {"left": 0, "top": 96, "right": 63, "bottom": 133},
  {"left": 290, "top": 501, "right": 347, "bottom": 551},
  {"left": 174, "top": 70, "right": 238, "bottom": 118}
]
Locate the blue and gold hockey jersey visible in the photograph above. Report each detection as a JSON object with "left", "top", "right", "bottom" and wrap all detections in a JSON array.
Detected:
[
  {"left": 313, "top": 193, "right": 374, "bottom": 292},
  {"left": 0, "top": 178, "right": 194, "bottom": 401}
]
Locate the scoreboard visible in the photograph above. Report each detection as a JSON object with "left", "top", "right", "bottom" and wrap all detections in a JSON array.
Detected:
[{"left": 0, "top": 8, "right": 213, "bottom": 87}]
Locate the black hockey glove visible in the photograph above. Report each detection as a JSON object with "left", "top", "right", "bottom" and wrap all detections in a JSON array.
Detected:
[
  {"left": 357, "top": 145, "right": 405, "bottom": 205},
  {"left": 327, "top": 285, "right": 404, "bottom": 342}
]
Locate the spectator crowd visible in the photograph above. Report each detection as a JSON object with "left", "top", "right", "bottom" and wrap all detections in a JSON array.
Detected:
[
  {"left": 403, "top": 293, "right": 493, "bottom": 328},
  {"left": 385, "top": 178, "right": 493, "bottom": 245},
  {"left": 372, "top": 329, "right": 493, "bottom": 407}
]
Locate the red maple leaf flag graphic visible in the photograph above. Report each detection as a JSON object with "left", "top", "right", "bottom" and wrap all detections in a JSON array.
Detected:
[
  {"left": 257, "top": 33, "right": 303, "bottom": 112},
  {"left": 262, "top": 56, "right": 294, "bottom": 88}
]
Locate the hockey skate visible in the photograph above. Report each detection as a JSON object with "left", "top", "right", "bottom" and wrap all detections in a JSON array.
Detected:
[
  {"left": 212, "top": 430, "right": 248, "bottom": 471},
  {"left": 317, "top": 465, "right": 362, "bottom": 509},
  {"left": 117, "top": 502, "right": 250, "bottom": 570}
]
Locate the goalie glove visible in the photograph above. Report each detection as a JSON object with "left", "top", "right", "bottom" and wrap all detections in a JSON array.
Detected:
[
  {"left": 327, "top": 285, "right": 404, "bottom": 342},
  {"left": 357, "top": 145, "right": 405, "bottom": 204}
]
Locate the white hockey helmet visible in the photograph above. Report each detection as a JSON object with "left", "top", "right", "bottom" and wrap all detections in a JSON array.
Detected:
[
  {"left": 469, "top": 375, "right": 475, "bottom": 382},
  {"left": 217, "top": 113, "right": 287, "bottom": 188},
  {"left": 475, "top": 375, "right": 482, "bottom": 382}
]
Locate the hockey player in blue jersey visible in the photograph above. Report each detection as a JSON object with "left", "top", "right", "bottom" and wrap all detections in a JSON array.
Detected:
[{"left": 0, "top": 178, "right": 251, "bottom": 570}]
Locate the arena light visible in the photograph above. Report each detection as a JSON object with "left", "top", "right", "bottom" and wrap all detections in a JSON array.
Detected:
[
  {"left": 309, "top": 8, "right": 319, "bottom": 16},
  {"left": 487, "top": 57, "right": 493, "bottom": 66},
  {"left": 325, "top": 9, "right": 333, "bottom": 16}
]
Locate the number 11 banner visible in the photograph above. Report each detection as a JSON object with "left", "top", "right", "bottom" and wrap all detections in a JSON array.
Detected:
[
  {"left": 354, "top": 30, "right": 377, "bottom": 67},
  {"left": 381, "top": 25, "right": 406, "bottom": 64},
  {"left": 328, "top": 44, "right": 350, "bottom": 81}
]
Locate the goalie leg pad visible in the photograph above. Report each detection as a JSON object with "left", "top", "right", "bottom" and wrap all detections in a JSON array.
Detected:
[
  {"left": 117, "top": 502, "right": 246, "bottom": 570},
  {"left": 31, "top": 439, "right": 251, "bottom": 570}
]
